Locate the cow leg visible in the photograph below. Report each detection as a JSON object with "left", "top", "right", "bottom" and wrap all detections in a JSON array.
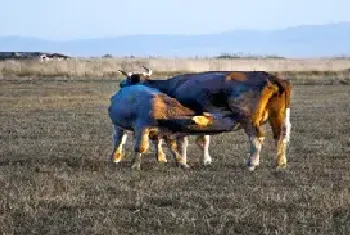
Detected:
[
  {"left": 248, "top": 136, "right": 265, "bottom": 171},
  {"left": 156, "top": 138, "right": 167, "bottom": 163},
  {"left": 167, "top": 137, "right": 189, "bottom": 168},
  {"left": 269, "top": 112, "right": 288, "bottom": 169},
  {"left": 131, "top": 128, "right": 150, "bottom": 170},
  {"left": 203, "top": 135, "right": 212, "bottom": 166},
  {"left": 111, "top": 125, "right": 127, "bottom": 163},
  {"left": 196, "top": 135, "right": 212, "bottom": 166},
  {"left": 179, "top": 136, "right": 189, "bottom": 166},
  {"left": 267, "top": 89, "right": 291, "bottom": 169},
  {"left": 243, "top": 123, "right": 265, "bottom": 171}
]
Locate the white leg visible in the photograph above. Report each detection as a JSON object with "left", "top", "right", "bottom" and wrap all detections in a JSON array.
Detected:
[
  {"left": 122, "top": 131, "right": 128, "bottom": 145},
  {"left": 273, "top": 107, "right": 290, "bottom": 170},
  {"left": 180, "top": 136, "right": 189, "bottom": 165},
  {"left": 247, "top": 136, "right": 264, "bottom": 171},
  {"left": 203, "top": 135, "right": 212, "bottom": 166}
]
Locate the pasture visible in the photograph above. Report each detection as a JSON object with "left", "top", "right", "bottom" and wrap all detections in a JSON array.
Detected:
[{"left": 0, "top": 77, "right": 350, "bottom": 234}]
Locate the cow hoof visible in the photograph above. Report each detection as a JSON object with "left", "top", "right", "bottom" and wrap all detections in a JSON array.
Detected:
[
  {"left": 112, "top": 158, "right": 122, "bottom": 164},
  {"left": 157, "top": 153, "right": 168, "bottom": 163},
  {"left": 203, "top": 156, "right": 212, "bottom": 166},
  {"left": 111, "top": 153, "right": 123, "bottom": 163},
  {"left": 247, "top": 160, "right": 259, "bottom": 171},
  {"left": 248, "top": 165, "right": 256, "bottom": 171},
  {"left": 180, "top": 164, "right": 190, "bottom": 169},
  {"left": 131, "top": 164, "right": 141, "bottom": 171},
  {"left": 276, "top": 165, "right": 286, "bottom": 171},
  {"left": 176, "top": 161, "right": 190, "bottom": 169}
]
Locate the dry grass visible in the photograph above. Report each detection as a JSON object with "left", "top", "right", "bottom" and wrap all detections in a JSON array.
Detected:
[
  {"left": 1, "top": 58, "right": 350, "bottom": 81},
  {"left": 1, "top": 78, "right": 350, "bottom": 234}
]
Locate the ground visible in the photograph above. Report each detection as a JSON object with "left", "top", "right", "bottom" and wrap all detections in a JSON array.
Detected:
[{"left": 0, "top": 79, "right": 350, "bottom": 235}]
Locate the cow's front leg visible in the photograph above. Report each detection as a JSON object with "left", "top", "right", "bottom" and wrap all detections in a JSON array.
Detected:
[
  {"left": 167, "top": 137, "right": 190, "bottom": 169},
  {"left": 156, "top": 138, "right": 167, "bottom": 163},
  {"left": 244, "top": 123, "right": 265, "bottom": 171},
  {"left": 247, "top": 136, "right": 265, "bottom": 171},
  {"left": 111, "top": 125, "right": 127, "bottom": 163}
]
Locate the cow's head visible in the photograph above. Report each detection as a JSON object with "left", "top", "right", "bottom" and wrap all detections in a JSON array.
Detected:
[{"left": 118, "top": 66, "right": 153, "bottom": 87}]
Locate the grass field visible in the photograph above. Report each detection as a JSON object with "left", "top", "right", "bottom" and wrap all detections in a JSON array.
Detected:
[{"left": 1, "top": 77, "right": 350, "bottom": 234}]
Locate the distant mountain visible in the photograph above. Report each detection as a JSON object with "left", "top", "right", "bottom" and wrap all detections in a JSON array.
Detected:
[{"left": 1, "top": 22, "right": 350, "bottom": 57}]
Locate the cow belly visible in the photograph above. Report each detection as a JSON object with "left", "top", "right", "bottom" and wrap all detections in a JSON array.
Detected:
[
  {"left": 158, "top": 114, "right": 239, "bottom": 134},
  {"left": 228, "top": 90, "right": 259, "bottom": 118},
  {"left": 175, "top": 94, "right": 229, "bottom": 115}
]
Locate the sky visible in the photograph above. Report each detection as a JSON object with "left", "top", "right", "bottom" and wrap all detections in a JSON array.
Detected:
[{"left": 1, "top": 0, "right": 349, "bottom": 40}]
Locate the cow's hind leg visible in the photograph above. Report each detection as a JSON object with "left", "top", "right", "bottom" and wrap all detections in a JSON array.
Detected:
[
  {"left": 156, "top": 138, "right": 167, "bottom": 163},
  {"left": 167, "top": 137, "right": 190, "bottom": 168},
  {"left": 269, "top": 111, "right": 288, "bottom": 169},
  {"left": 196, "top": 135, "right": 212, "bottom": 165},
  {"left": 179, "top": 136, "right": 189, "bottom": 166},
  {"left": 267, "top": 91, "right": 291, "bottom": 169},
  {"left": 111, "top": 125, "right": 127, "bottom": 163},
  {"left": 131, "top": 128, "right": 150, "bottom": 170}
]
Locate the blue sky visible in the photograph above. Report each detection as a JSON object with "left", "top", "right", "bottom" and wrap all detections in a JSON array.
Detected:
[{"left": 2, "top": 0, "right": 349, "bottom": 40}]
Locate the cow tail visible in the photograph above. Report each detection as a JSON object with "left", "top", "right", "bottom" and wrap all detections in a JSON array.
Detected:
[
  {"left": 284, "top": 81, "right": 291, "bottom": 144},
  {"left": 268, "top": 74, "right": 291, "bottom": 144},
  {"left": 108, "top": 106, "right": 112, "bottom": 118}
]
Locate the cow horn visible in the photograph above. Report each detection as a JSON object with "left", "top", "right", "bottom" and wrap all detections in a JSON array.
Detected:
[
  {"left": 118, "top": 70, "right": 133, "bottom": 77},
  {"left": 117, "top": 70, "right": 128, "bottom": 76},
  {"left": 142, "top": 66, "right": 153, "bottom": 76}
]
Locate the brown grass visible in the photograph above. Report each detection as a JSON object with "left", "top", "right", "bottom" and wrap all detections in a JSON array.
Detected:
[
  {"left": 1, "top": 77, "right": 350, "bottom": 234},
  {"left": 1, "top": 58, "right": 350, "bottom": 82}
]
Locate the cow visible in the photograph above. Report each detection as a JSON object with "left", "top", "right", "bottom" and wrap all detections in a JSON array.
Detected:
[
  {"left": 118, "top": 69, "right": 292, "bottom": 171},
  {"left": 113, "top": 67, "right": 211, "bottom": 166},
  {"left": 108, "top": 84, "right": 224, "bottom": 170}
]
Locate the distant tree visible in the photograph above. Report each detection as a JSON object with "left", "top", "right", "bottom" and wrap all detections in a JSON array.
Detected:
[{"left": 103, "top": 53, "right": 113, "bottom": 58}]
